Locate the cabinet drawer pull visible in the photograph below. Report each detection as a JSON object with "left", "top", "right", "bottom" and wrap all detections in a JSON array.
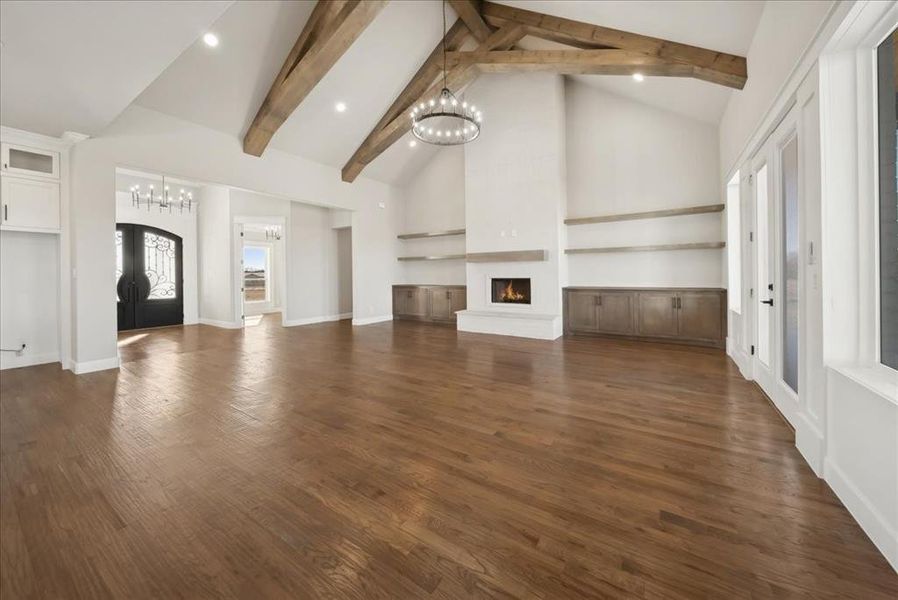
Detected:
[
  {"left": 671, "top": 296, "right": 676, "bottom": 308},
  {"left": 596, "top": 295, "right": 602, "bottom": 306},
  {"left": 3, "top": 204, "right": 6, "bottom": 221}
]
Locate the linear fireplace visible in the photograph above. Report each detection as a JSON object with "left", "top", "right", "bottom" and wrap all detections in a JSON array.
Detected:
[{"left": 491, "top": 278, "right": 531, "bottom": 304}]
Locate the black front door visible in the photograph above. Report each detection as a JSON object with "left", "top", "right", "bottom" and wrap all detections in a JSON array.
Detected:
[{"left": 116, "top": 224, "right": 183, "bottom": 331}]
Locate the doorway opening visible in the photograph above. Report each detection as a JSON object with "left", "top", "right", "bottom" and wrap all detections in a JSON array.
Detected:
[{"left": 238, "top": 222, "right": 285, "bottom": 327}]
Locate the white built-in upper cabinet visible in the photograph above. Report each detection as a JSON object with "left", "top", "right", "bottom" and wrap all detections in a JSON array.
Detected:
[{"left": 0, "top": 142, "right": 61, "bottom": 233}]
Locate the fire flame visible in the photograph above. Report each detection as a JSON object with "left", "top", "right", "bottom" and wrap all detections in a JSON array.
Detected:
[{"left": 501, "top": 280, "right": 525, "bottom": 302}]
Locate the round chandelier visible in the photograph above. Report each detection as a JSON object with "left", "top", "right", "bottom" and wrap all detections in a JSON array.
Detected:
[{"left": 410, "top": 0, "right": 482, "bottom": 146}]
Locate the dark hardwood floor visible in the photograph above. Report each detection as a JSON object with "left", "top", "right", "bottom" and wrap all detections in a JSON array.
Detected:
[{"left": 2, "top": 317, "right": 896, "bottom": 598}]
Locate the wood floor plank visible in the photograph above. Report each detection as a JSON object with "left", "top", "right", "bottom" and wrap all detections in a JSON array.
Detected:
[{"left": 1, "top": 317, "right": 896, "bottom": 599}]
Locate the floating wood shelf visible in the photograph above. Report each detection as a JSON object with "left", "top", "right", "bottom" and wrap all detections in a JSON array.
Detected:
[
  {"left": 397, "top": 254, "right": 466, "bottom": 262},
  {"left": 465, "top": 250, "right": 548, "bottom": 263},
  {"left": 565, "top": 242, "right": 726, "bottom": 255},
  {"left": 565, "top": 204, "right": 724, "bottom": 226},
  {"left": 398, "top": 228, "right": 466, "bottom": 240}
]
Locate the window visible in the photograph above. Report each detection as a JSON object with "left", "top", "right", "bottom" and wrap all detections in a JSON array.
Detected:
[
  {"left": 243, "top": 246, "right": 270, "bottom": 303},
  {"left": 877, "top": 27, "right": 898, "bottom": 370},
  {"left": 727, "top": 171, "right": 741, "bottom": 313},
  {"left": 143, "top": 231, "right": 178, "bottom": 299}
]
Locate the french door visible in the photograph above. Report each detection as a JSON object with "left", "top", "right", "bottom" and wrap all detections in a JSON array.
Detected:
[
  {"left": 116, "top": 223, "right": 183, "bottom": 331},
  {"left": 751, "top": 108, "right": 800, "bottom": 424}
]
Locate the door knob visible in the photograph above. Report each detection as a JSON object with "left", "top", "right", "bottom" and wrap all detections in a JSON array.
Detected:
[{"left": 761, "top": 299, "right": 773, "bottom": 306}]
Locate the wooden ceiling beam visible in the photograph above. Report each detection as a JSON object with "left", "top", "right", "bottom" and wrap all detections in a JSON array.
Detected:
[
  {"left": 480, "top": 1, "right": 746, "bottom": 89},
  {"left": 447, "top": 49, "right": 700, "bottom": 79},
  {"left": 243, "top": 0, "right": 387, "bottom": 157},
  {"left": 342, "top": 23, "right": 524, "bottom": 182},
  {"left": 448, "top": 0, "right": 493, "bottom": 42}
]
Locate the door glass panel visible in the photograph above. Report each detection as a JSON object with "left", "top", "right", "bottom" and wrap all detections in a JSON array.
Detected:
[
  {"left": 8, "top": 148, "right": 53, "bottom": 174},
  {"left": 243, "top": 246, "right": 269, "bottom": 303},
  {"left": 781, "top": 136, "right": 799, "bottom": 392},
  {"left": 143, "top": 231, "right": 177, "bottom": 299},
  {"left": 756, "top": 163, "right": 771, "bottom": 367},
  {"left": 115, "top": 230, "right": 123, "bottom": 301}
]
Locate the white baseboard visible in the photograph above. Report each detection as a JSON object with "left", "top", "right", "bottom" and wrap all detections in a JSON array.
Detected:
[
  {"left": 72, "top": 356, "right": 120, "bottom": 374},
  {"left": 199, "top": 318, "right": 242, "bottom": 329},
  {"left": 824, "top": 457, "right": 898, "bottom": 571},
  {"left": 283, "top": 313, "right": 352, "bottom": 327},
  {"left": 0, "top": 351, "right": 60, "bottom": 371},
  {"left": 795, "top": 413, "right": 825, "bottom": 476},
  {"left": 352, "top": 314, "right": 393, "bottom": 326}
]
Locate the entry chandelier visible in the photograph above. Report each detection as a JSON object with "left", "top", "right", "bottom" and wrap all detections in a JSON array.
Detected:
[
  {"left": 129, "top": 176, "right": 193, "bottom": 214},
  {"left": 410, "top": 0, "right": 482, "bottom": 146}
]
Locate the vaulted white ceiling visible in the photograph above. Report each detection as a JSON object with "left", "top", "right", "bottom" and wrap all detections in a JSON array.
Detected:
[
  {"left": 1, "top": 1, "right": 765, "bottom": 185},
  {"left": 0, "top": 0, "right": 232, "bottom": 137}
]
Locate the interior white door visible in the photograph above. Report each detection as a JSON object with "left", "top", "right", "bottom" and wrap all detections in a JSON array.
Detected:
[{"left": 751, "top": 108, "right": 801, "bottom": 425}]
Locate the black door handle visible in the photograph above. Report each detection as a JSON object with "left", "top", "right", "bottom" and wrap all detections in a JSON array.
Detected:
[{"left": 761, "top": 299, "right": 773, "bottom": 306}]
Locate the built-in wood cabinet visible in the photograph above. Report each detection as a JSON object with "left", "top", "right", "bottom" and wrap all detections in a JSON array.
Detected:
[
  {"left": 564, "top": 287, "right": 726, "bottom": 348},
  {"left": 393, "top": 285, "right": 466, "bottom": 324}
]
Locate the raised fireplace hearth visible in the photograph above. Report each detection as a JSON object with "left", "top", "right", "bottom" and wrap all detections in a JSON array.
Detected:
[{"left": 491, "top": 278, "right": 531, "bottom": 304}]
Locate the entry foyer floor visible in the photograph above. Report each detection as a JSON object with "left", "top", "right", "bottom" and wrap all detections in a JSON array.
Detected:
[{"left": 1, "top": 317, "right": 896, "bottom": 598}]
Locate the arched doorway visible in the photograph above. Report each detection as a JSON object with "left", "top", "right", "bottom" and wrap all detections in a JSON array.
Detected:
[{"left": 116, "top": 223, "right": 183, "bottom": 330}]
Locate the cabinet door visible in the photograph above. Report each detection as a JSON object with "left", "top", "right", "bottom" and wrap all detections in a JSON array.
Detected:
[
  {"left": 392, "top": 288, "right": 408, "bottom": 315},
  {"left": 406, "top": 288, "right": 429, "bottom": 317},
  {"left": 637, "top": 292, "right": 678, "bottom": 337},
  {"left": 567, "top": 291, "right": 598, "bottom": 332},
  {"left": 1, "top": 176, "right": 60, "bottom": 230},
  {"left": 596, "top": 292, "right": 635, "bottom": 334},
  {"left": 430, "top": 288, "right": 452, "bottom": 320},
  {"left": 1, "top": 143, "right": 59, "bottom": 179},
  {"left": 677, "top": 292, "right": 722, "bottom": 343}
]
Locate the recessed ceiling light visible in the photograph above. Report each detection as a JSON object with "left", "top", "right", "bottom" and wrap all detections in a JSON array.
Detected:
[
  {"left": 408, "top": 140, "right": 417, "bottom": 148},
  {"left": 335, "top": 102, "right": 347, "bottom": 113},
  {"left": 632, "top": 73, "right": 644, "bottom": 82},
  {"left": 203, "top": 32, "right": 219, "bottom": 48}
]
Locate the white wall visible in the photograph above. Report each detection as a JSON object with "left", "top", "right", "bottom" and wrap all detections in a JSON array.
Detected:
[
  {"left": 719, "top": 0, "right": 836, "bottom": 176},
  {"left": 565, "top": 80, "right": 722, "bottom": 287},
  {"left": 196, "top": 185, "right": 233, "bottom": 326},
  {"left": 350, "top": 196, "right": 403, "bottom": 324},
  {"left": 0, "top": 231, "right": 59, "bottom": 369},
  {"left": 721, "top": 0, "right": 897, "bottom": 570},
  {"left": 460, "top": 73, "right": 566, "bottom": 339},
  {"left": 116, "top": 191, "right": 198, "bottom": 324},
  {"left": 287, "top": 201, "right": 342, "bottom": 324},
  {"left": 68, "top": 104, "right": 404, "bottom": 367},
  {"left": 399, "top": 146, "right": 466, "bottom": 285}
]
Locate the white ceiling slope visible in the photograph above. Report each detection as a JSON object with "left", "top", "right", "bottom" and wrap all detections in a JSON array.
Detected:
[
  {"left": 2, "top": 1, "right": 763, "bottom": 184},
  {"left": 0, "top": 0, "right": 232, "bottom": 138},
  {"left": 136, "top": 0, "right": 449, "bottom": 186}
]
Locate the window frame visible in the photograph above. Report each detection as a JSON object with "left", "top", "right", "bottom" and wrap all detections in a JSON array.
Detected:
[
  {"left": 726, "top": 170, "right": 742, "bottom": 314},
  {"left": 870, "top": 15, "right": 898, "bottom": 374}
]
